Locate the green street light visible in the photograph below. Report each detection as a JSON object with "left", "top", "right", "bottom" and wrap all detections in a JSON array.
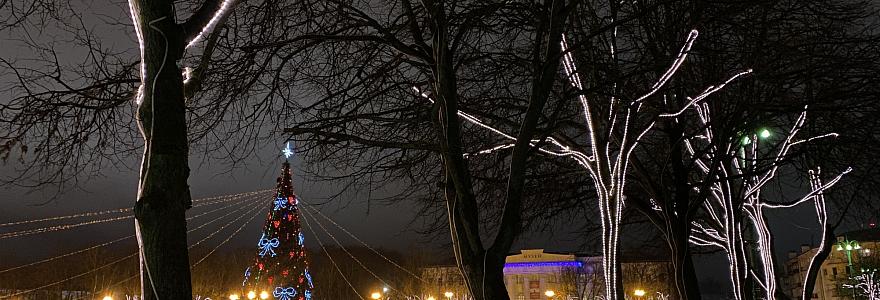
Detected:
[
  {"left": 759, "top": 128, "right": 772, "bottom": 139},
  {"left": 837, "top": 237, "right": 861, "bottom": 298}
]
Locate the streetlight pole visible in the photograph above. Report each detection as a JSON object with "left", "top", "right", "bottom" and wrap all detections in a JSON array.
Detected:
[{"left": 837, "top": 238, "right": 861, "bottom": 298}]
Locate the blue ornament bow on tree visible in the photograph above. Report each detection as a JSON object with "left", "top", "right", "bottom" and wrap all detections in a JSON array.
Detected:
[
  {"left": 273, "top": 197, "right": 287, "bottom": 210},
  {"left": 273, "top": 287, "right": 297, "bottom": 300},
  {"left": 258, "top": 233, "right": 280, "bottom": 257},
  {"left": 304, "top": 290, "right": 312, "bottom": 300},
  {"left": 242, "top": 267, "right": 251, "bottom": 286},
  {"left": 304, "top": 269, "right": 314, "bottom": 288},
  {"left": 298, "top": 232, "right": 304, "bottom": 246}
]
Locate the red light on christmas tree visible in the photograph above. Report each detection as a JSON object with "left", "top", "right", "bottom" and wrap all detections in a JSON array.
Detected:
[{"left": 242, "top": 143, "right": 313, "bottom": 300}]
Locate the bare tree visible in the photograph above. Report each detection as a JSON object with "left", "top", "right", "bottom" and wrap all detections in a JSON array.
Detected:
[
  {"left": 278, "top": 1, "right": 577, "bottom": 299},
  {"left": 0, "top": 0, "right": 299, "bottom": 297}
]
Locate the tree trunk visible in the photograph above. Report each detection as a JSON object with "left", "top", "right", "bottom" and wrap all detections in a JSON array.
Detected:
[
  {"left": 669, "top": 226, "right": 701, "bottom": 300},
  {"left": 130, "top": 1, "right": 193, "bottom": 298},
  {"left": 802, "top": 225, "right": 834, "bottom": 300},
  {"left": 459, "top": 249, "right": 510, "bottom": 300}
]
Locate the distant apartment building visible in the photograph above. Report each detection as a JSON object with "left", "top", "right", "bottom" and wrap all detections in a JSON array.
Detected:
[
  {"left": 420, "top": 249, "right": 673, "bottom": 300},
  {"left": 783, "top": 228, "right": 880, "bottom": 300}
]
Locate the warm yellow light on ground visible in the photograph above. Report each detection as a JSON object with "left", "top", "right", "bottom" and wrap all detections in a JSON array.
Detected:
[
  {"left": 247, "top": 291, "right": 256, "bottom": 300},
  {"left": 444, "top": 291, "right": 454, "bottom": 298},
  {"left": 259, "top": 291, "right": 269, "bottom": 299},
  {"left": 634, "top": 289, "right": 646, "bottom": 297},
  {"left": 545, "top": 290, "right": 556, "bottom": 297},
  {"left": 229, "top": 294, "right": 240, "bottom": 300},
  {"left": 102, "top": 296, "right": 113, "bottom": 300},
  {"left": 370, "top": 292, "right": 382, "bottom": 299}
]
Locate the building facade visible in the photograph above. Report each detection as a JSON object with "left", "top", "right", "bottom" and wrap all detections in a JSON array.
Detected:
[
  {"left": 421, "top": 249, "right": 673, "bottom": 300},
  {"left": 783, "top": 229, "right": 880, "bottom": 300}
]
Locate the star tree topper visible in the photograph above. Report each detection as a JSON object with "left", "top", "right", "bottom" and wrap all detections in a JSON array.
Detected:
[{"left": 282, "top": 142, "right": 294, "bottom": 159}]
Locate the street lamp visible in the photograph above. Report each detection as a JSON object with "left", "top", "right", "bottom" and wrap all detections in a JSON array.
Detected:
[
  {"left": 837, "top": 238, "right": 862, "bottom": 274},
  {"left": 247, "top": 291, "right": 256, "bottom": 300},
  {"left": 544, "top": 290, "right": 556, "bottom": 298},
  {"left": 444, "top": 291, "right": 454, "bottom": 299},
  {"left": 759, "top": 128, "right": 772, "bottom": 139},
  {"left": 259, "top": 291, "right": 269, "bottom": 300},
  {"left": 837, "top": 238, "right": 861, "bottom": 298},
  {"left": 229, "top": 294, "right": 240, "bottom": 300},
  {"left": 371, "top": 292, "right": 382, "bottom": 299},
  {"left": 102, "top": 296, "right": 113, "bottom": 300},
  {"left": 634, "top": 289, "right": 647, "bottom": 298}
]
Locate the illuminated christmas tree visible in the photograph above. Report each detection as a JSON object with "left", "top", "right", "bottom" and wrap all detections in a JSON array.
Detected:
[{"left": 242, "top": 142, "right": 313, "bottom": 300}]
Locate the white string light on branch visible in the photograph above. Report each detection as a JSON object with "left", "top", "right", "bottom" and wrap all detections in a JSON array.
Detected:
[{"left": 684, "top": 102, "right": 849, "bottom": 300}]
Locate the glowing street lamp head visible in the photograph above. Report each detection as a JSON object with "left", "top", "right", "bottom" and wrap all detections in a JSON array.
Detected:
[
  {"left": 444, "top": 291, "right": 454, "bottom": 298},
  {"left": 102, "top": 296, "right": 113, "bottom": 300},
  {"left": 544, "top": 290, "right": 556, "bottom": 297},
  {"left": 371, "top": 292, "right": 382, "bottom": 299},
  {"left": 634, "top": 289, "right": 646, "bottom": 297},
  {"left": 847, "top": 244, "right": 854, "bottom": 250},
  {"left": 259, "top": 291, "right": 269, "bottom": 300},
  {"left": 229, "top": 294, "right": 240, "bottom": 300},
  {"left": 246, "top": 291, "right": 256, "bottom": 299},
  {"left": 742, "top": 136, "right": 752, "bottom": 145},
  {"left": 383, "top": 287, "right": 389, "bottom": 292},
  {"left": 759, "top": 128, "right": 772, "bottom": 139}
]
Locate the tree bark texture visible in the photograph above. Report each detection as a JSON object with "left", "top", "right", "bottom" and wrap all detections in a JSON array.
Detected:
[
  {"left": 129, "top": 0, "right": 193, "bottom": 298},
  {"left": 801, "top": 225, "right": 834, "bottom": 300}
]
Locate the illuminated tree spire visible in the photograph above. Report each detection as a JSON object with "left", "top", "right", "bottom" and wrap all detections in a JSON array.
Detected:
[{"left": 242, "top": 145, "right": 314, "bottom": 300}]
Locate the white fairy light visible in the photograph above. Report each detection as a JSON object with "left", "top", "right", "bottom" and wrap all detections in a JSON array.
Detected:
[
  {"left": 127, "top": 0, "right": 146, "bottom": 105},
  {"left": 186, "top": 0, "right": 236, "bottom": 49},
  {"left": 843, "top": 271, "right": 880, "bottom": 300}
]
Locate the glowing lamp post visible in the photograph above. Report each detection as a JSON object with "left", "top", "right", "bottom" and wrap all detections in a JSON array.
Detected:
[
  {"left": 837, "top": 238, "right": 861, "bottom": 298},
  {"left": 837, "top": 238, "right": 862, "bottom": 275}
]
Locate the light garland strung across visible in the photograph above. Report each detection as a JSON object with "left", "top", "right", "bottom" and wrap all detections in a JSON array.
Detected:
[
  {"left": 298, "top": 204, "right": 400, "bottom": 294},
  {"left": 299, "top": 205, "right": 366, "bottom": 300},
  {"left": 0, "top": 189, "right": 266, "bottom": 228},
  {"left": 0, "top": 198, "right": 265, "bottom": 299},
  {"left": 191, "top": 202, "right": 264, "bottom": 267},
  {"left": 188, "top": 199, "right": 265, "bottom": 250},
  {"left": 0, "top": 193, "right": 257, "bottom": 275},
  {"left": 298, "top": 201, "right": 428, "bottom": 284},
  {"left": 0, "top": 190, "right": 264, "bottom": 240}
]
